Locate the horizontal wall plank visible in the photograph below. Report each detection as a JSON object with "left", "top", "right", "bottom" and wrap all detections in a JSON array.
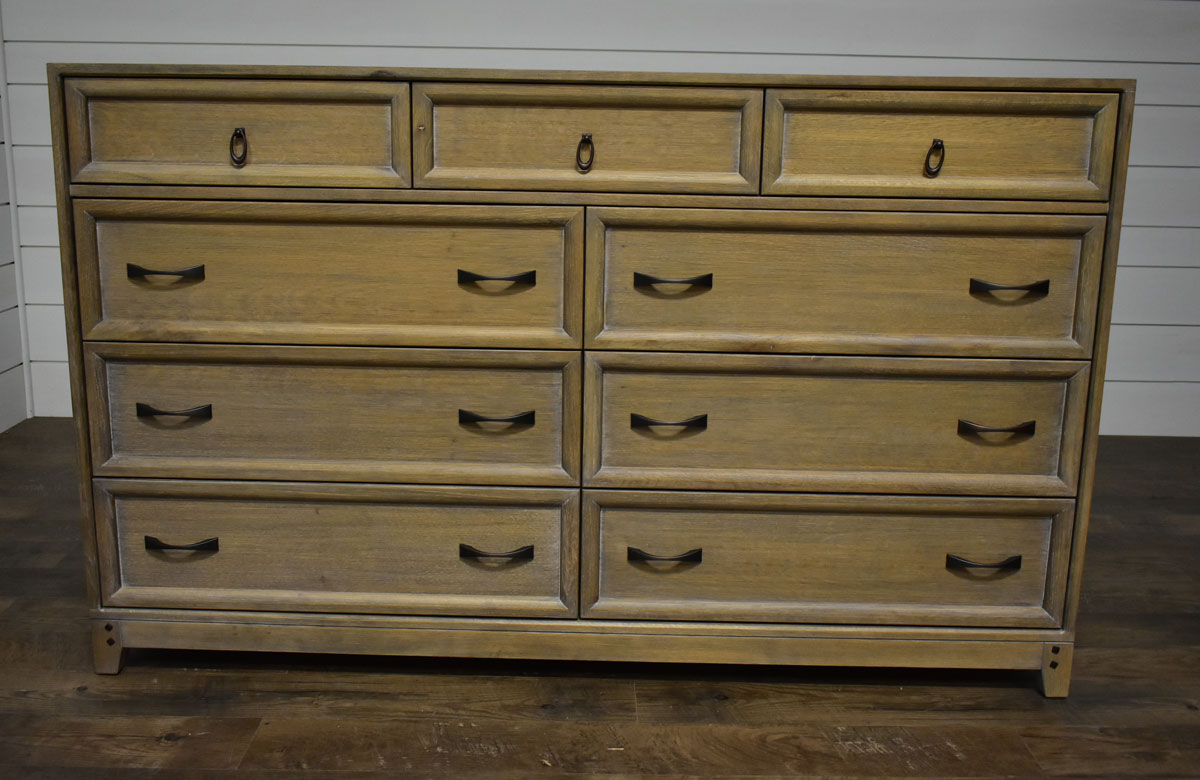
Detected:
[
  {"left": 1099, "top": 381, "right": 1200, "bottom": 436},
  {"left": 1124, "top": 167, "right": 1200, "bottom": 228},
  {"left": 6, "top": 0, "right": 1199, "bottom": 64},
  {"left": 24, "top": 303, "right": 66, "bottom": 361},
  {"left": 20, "top": 247, "right": 62, "bottom": 305},
  {"left": 11, "top": 145, "right": 53, "bottom": 206},
  {"left": 1106, "top": 325, "right": 1200, "bottom": 382},
  {"left": 0, "top": 262, "right": 16, "bottom": 310},
  {"left": 17, "top": 206, "right": 58, "bottom": 246},
  {"left": 1118, "top": 227, "right": 1199, "bottom": 267},
  {"left": 0, "top": 144, "right": 9, "bottom": 203},
  {"left": 0, "top": 306, "right": 23, "bottom": 370},
  {"left": 0, "top": 205, "right": 13, "bottom": 262},
  {"left": 29, "top": 360, "right": 70, "bottom": 416},
  {"left": 1112, "top": 267, "right": 1200, "bottom": 325},
  {"left": 6, "top": 83, "right": 48, "bottom": 146},
  {"left": 0, "top": 365, "right": 28, "bottom": 431},
  {"left": 5, "top": 42, "right": 1190, "bottom": 104},
  {"left": 1131, "top": 106, "right": 1200, "bottom": 168}
]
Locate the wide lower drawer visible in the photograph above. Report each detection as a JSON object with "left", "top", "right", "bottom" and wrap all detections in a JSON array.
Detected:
[
  {"left": 94, "top": 480, "right": 579, "bottom": 617},
  {"left": 85, "top": 343, "right": 580, "bottom": 485},
  {"left": 586, "top": 208, "right": 1105, "bottom": 358},
  {"left": 584, "top": 352, "right": 1089, "bottom": 495},
  {"left": 65, "top": 78, "right": 411, "bottom": 187},
  {"left": 763, "top": 89, "right": 1118, "bottom": 200},
  {"left": 582, "top": 491, "right": 1074, "bottom": 627},
  {"left": 75, "top": 200, "right": 583, "bottom": 349},
  {"left": 412, "top": 82, "right": 762, "bottom": 193}
]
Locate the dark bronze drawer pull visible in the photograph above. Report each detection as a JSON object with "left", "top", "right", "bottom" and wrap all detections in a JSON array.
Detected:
[
  {"left": 630, "top": 413, "right": 707, "bottom": 430},
  {"left": 230, "top": 127, "right": 248, "bottom": 167},
  {"left": 576, "top": 133, "right": 594, "bottom": 173},
  {"left": 924, "top": 138, "right": 945, "bottom": 177},
  {"left": 459, "top": 409, "right": 535, "bottom": 426},
  {"left": 970, "top": 278, "right": 1050, "bottom": 297},
  {"left": 145, "top": 535, "right": 219, "bottom": 552},
  {"left": 946, "top": 553, "right": 1022, "bottom": 571},
  {"left": 633, "top": 271, "right": 714, "bottom": 289},
  {"left": 127, "top": 263, "right": 205, "bottom": 281},
  {"left": 628, "top": 546, "right": 703, "bottom": 563},
  {"left": 957, "top": 418, "right": 1036, "bottom": 436},
  {"left": 136, "top": 403, "right": 213, "bottom": 420},
  {"left": 458, "top": 269, "right": 537, "bottom": 286},
  {"left": 459, "top": 543, "right": 535, "bottom": 560}
]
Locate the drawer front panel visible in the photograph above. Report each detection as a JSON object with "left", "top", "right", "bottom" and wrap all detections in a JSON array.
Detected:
[
  {"left": 587, "top": 208, "right": 1105, "bottom": 358},
  {"left": 763, "top": 90, "right": 1118, "bottom": 199},
  {"left": 76, "top": 200, "right": 583, "bottom": 348},
  {"left": 413, "top": 83, "right": 762, "bottom": 193},
  {"left": 582, "top": 491, "right": 1073, "bottom": 627},
  {"left": 65, "top": 78, "right": 411, "bottom": 186},
  {"left": 585, "top": 352, "right": 1089, "bottom": 495},
  {"left": 86, "top": 344, "right": 580, "bottom": 485},
  {"left": 96, "top": 480, "right": 579, "bottom": 617}
]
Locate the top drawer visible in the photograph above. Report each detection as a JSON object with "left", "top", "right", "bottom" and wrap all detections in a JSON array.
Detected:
[
  {"left": 412, "top": 83, "right": 762, "bottom": 194},
  {"left": 64, "top": 78, "right": 411, "bottom": 187},
  {"left": 763, "top": 90, "right": 1119, "bottom": 200}
]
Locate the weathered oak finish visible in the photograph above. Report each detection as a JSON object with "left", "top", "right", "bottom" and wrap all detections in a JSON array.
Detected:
[
  {"left": 763, "top": 90, "right": 1118, "bottom": 199},
  {"left": 84, "top": 343, "right": 581, "bottom": 486},
  {"left": 74, "top": 200, "right": 584, "bottom": 348},
  {"left": 94, "top": 480, "right": 580, "bottom": 618},
  {"left": 412, "top": 82, "right": 763, "bottom": 193},
  {"left": 584, "top": 352, "right": 1090, "bottom": 495},
  {"left": 581, "top": 491, "right": 1074, "bottom": 627},
  {"left": 587, "top": 208, "right": 1105, "bottom": 357},
  {"left": 65, "top": 78, "right": 412, "bottom": 187}
]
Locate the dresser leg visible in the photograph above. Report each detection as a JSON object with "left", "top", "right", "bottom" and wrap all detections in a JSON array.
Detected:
[
  {"left": 92, "top": 621, "right": 127, "bottom": 675},
  {"left": 1039, "top": 642, "right": 1073, "bottom": 698}
]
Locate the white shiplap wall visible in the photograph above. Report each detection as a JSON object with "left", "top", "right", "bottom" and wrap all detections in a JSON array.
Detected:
[
  {"left": 0, "top": 0, "right": 1197, "bottom": 434},
  {"left": 0, "top": 10, "right": 30, "bottom": 433}
]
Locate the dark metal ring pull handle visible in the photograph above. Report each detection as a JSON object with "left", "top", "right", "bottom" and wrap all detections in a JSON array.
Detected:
[
  {"left": 924, "top": 138, "right": 945, "bottom": 177},
  {"left": 145, "top": 535, "right": 219, "bottom": 552},
  {"left": 576, "top": 133, "right": 594, "bottom": 173},
  {"left": 459, "top": 543, "right": 535, "bottom": 560},
  {"left": 970, "top": 278, "right": 1050, "bottom": 296},
  {"left": 633, "top": 272, "right": 714, "bottom": 289},
  {"left": 230, "top": 127, "right": 247, "bottom": 167},
  {"left": 127, "top": 263, "right": 206, "bottom": 281},
  {"left": 628, "top": 546, "right": 703, "bottom": 563},
  {"left": 458, "top": 269, "right": 537, "bottom": 286},
  {"left": 946, "top": 553, "right": 1022, "bottom": 571},
  {"left": 958, "top": 419, "right": 1036, "bottom": 436},
  {"left": 630, "top": 413, "right": 708, "bottom": 430},
  {"left": 136, "top": 403, "right": 213, "bottom": 420},
  {"left": 459, "top": 409, "right": 536, "bottom": 426}
]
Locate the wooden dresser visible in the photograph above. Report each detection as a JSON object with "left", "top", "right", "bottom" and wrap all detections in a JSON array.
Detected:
[{"left": 49, "top": 64, "right": 1134, "bottom": 696}]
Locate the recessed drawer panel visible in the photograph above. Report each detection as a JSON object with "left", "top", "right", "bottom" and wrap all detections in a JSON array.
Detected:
[
  {"left": 75, "top": 200, "right": 583, "bottom": 349},
  {"left": 86, "top": 344, "right": 580, "bottom": 485},
  {"left": 587, "top": 208, "right": 1105, "bottom": 358},
  {"left": 413, "top": 83, "right": 762, "bottom": 193},
  {"left": 582, "top": 490, "right": 1073, "bottom": 627},
  {"left": 96, "top": 480, "right": 579, "bottom": 618},
  {"left": 584, "top": 352, "right": 1089, "bottom": 495},
  {"left": 65, "top": 78, "right": 411, "bottom": 186},
  {"left": 763, "top": 90, "right": 1118, "bottom": 199}
]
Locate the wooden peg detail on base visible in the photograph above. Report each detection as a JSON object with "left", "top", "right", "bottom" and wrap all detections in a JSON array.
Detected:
[
  {"left": 92, "top": 620, "right": 127, "bottom": 675},
  {"left": 1040, "top": 642, "right": 1074, "bottom": 697}
]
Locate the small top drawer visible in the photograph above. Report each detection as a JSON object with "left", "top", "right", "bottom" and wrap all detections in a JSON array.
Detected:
[
  {"left": 763, "top": 90, "right": 1119, "bottom": 200},
  {"left": 412, "top": 83, "right": 762, "bottom": 194},
  {"left": 64, "top": 78, "right": 411, "bottom": 187}
]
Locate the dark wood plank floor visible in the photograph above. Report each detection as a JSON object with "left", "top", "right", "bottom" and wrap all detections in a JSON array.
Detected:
[{"left": 1, "top": 417, "right": 1197, "bottom": 778}]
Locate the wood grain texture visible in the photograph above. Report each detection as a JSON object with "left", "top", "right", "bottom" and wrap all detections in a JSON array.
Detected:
[
  {"left": 412, "top": 82, "right": 762, "bottom": 194},
  {"left": 763, "top": 89, "right": 1118, "bottom": 200},
  {"left": 64, "top": 78, "right": 412, "bottom": 187},
  {"left": 586, "top": 207, "right": 1105, "bottom": 357},
  {"left": 581, "top": 491, "right": 1074, "bottom": 627},
  {"left": 73, "top": 199, "right": 584, "bottom": 348},
  {"left": 93, "top": 480, "right": 580, "bottom": 618},
  {"left": 584, "top": 352, "right": 1090, "bottom": 495},
  {"left": 83, "top": 343, "right": 581, "bottom": 486}
]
